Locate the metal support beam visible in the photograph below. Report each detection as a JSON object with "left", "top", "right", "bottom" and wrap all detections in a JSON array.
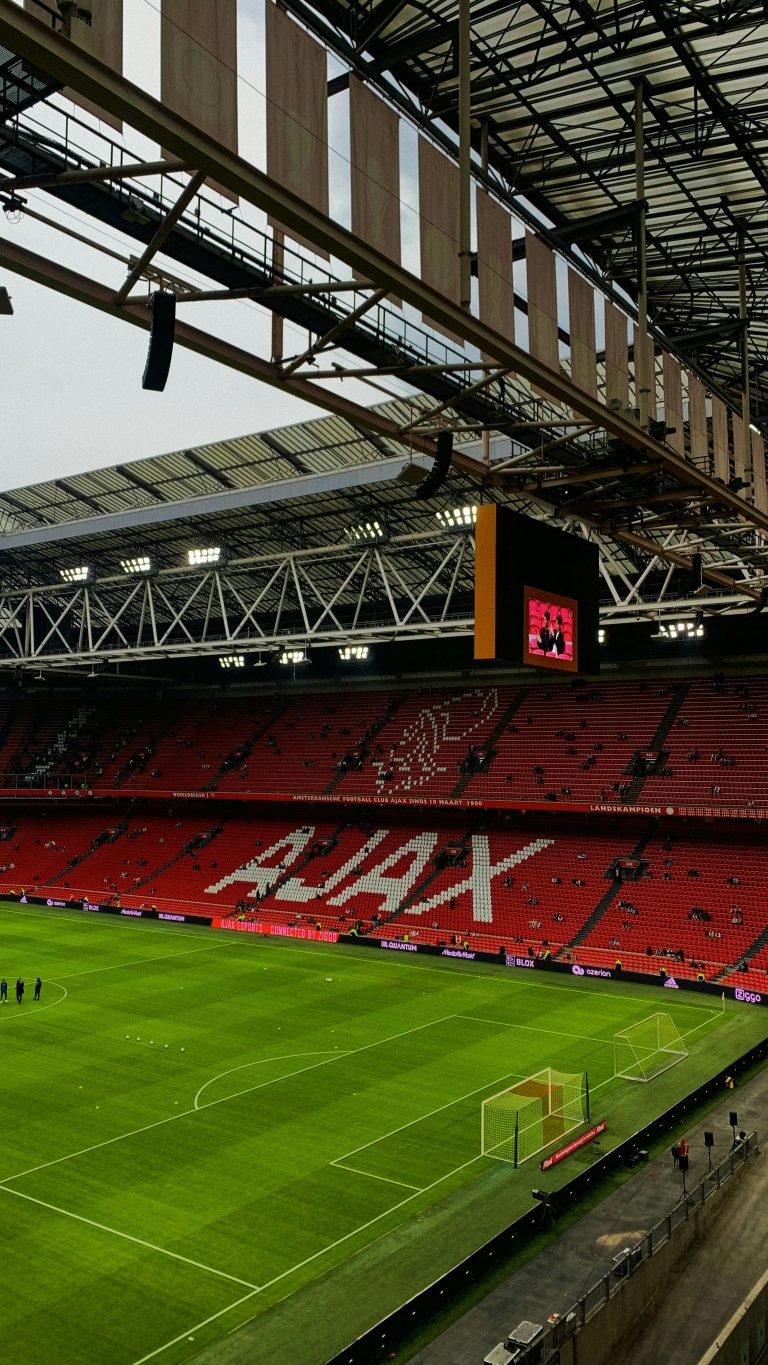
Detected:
[
  {"left": 634, "top": 79, "right": 650, "bottom": 431},
  {"left": 458, "top": 0, "right": 471, "bottom": 312},
  {"left": 0, "top": 156, "right": 188, "bottom": 193},
  {"left": 281, "top": 287, "right": 387, "bottom": 378},
  {"left": 738, "top": 220, "right": 752, "bottom": 493},
  {"left": 114, "top": 169, "right": 206, "bottom": 306}
]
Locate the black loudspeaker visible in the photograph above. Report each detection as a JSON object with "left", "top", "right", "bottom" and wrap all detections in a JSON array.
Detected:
[
  {"left": 678, "top": 1153, "right": 689, "bottom": 1173},
  {"left": 704, "top": 1131, "right": 714, "bottom": 1148},
  {"left": 730, "top": 1111, "right": 738, "bottom": 1128},
  {"left": 415, "top": 430, "right": 453, "bottom": 500},
  {"left": 142, "top": 291, "right": 176, "bottom": 391},
  {"left": 683, "top": 552, "right": 703, "bottom": 593}
]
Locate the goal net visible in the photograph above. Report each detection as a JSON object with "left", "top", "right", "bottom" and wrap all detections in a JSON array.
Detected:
[
  {"left": 481, "top": 1068, "right": 589, "bottom": 1167},
  {"left": 614, "top": 1012, "right": 688, "bottom": 1083}
]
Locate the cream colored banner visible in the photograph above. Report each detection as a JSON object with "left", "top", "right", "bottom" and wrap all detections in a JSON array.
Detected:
[
  {"left": 604, "top": 303, "right": 628, "bottom": 410},
  {"left": 752, "top": 431, "right": 767, "bottom": 513},
  {"left": 568, "top": 270, "right": 596, "bottom": 412},
  {"left": 419, "top": 138, "right": 461, "bottom": 341},
  {"left": 662, "top": 352, "right": 684, "bottom": 454},
  {"left": 266, "top": 2, "right": 329, "bottom": 256},
  {"left": 732, "top": 412, "right": 745, "bottom": 480},
  {"left": 711, "top": 396, "right": 729, "bottom": 481},
  {"left": 476, "top": 190, "right": 514, "bottom": 343},
  {"left": 161, "top": 0, "right": 238, "bottom": 200},
  {"left": 687, "top": 373, "right": 708, "bottom": 471},
  {"left": 349, "top": 78, "right": 400, "bottom": 270},
  {"left": 525, "top": 232, "right": 558, "bottom": 374},
  {"left": 26, "top": 0, "right": 124, "bottom": 130},
  {"left": 634, "top": 327, "right": 657, "bottom": 420}
]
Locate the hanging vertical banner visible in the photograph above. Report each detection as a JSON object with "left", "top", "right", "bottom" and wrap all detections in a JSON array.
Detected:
[
  {"left": 604, "top": 303, "right": 628, "bottom": 410},
  {"left": 26, "top": 0, "right": 124, "bottom": 130},
  {"left": 687, "top": 373, "right": 709, "bottom": 472},
  {"left": 266, "top": 1, "right": 329, "bottom": 256},
  {"left": 526, "top": 233, "right": 559, "bottom": 377},
  {"left": 711, "top": 395, "right": 729, "bottom": 481},
  {"left": 662, "top": 352, "right": 684, "bottom": 454},
  {"left": 732, "top": 412, "right": 745, "bottom": 480},
  {"left": 752, "top": 431, "right": 767, "bottom": 513},
  {"left": 161, "top": 0, "right": 238, "bottom": 201},
  {"left": 476, "top": 190, "right": 514, "bottom": 344},
  {"left": 349, "top": 77, "right": 401, "bottom": 272},
  {"left": 568, "top": 270, "right": 596, "bottom": 413},
  {"left": 634, "top": 327, "right": 657, "bottom": 420},
  {"left": 419, "top": 137, "right": 461, "bottom": 341}
]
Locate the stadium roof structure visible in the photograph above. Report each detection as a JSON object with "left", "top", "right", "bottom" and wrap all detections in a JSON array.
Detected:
[{"left": 1, "top": 0, "right": 768, "bottom": 669}]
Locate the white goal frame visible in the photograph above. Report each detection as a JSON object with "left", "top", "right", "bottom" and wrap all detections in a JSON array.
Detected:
[
  {"left": 614, "top": 1012, "right": 688, "bottom": 1083},
  {"left": 481, "top": 1067, "right": 589, "bottom": 1167}
]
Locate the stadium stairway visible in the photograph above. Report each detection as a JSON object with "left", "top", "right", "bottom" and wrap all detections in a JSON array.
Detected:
[
  {"left": 256, "top": 820, "right": 350, "bottom": 903},
  {"left": 44, "top": 819, "right": 128, "bottom": 885},
  {"left": 450, "top": 688, "right": 529, "bottom": 797},
  {"left": 206, "top": 698, "right": 292, "bottom": 791},
  {"left": 623, "top": 681, "right": 691, "bottom": 802},
  {"left": 322, "top": 693, "right": 406, "bottom": 795},
  {"left": 386, "top": 827, "right": 474, "bottom": 919},
  {"left": 714, "top": 920, "right": 768, "bottom": 981},
  {"left": 129, "top": 822, "right": 223, "bottom": 894},
  {"left": 564, "top": 819, "right": 657, "bottom": 951}
]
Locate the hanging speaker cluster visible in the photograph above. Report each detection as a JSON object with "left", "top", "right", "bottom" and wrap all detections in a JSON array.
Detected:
[
  {"left": 415, "top": 430, "right": 453, "bottom": 500},
  {"left": 142, "top": 291, "right": 176, "bottom": 392}
]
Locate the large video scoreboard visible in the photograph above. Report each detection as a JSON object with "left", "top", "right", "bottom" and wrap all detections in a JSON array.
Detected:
[{"left": 474, "top": 505, "right": 600, "bottom": 673}]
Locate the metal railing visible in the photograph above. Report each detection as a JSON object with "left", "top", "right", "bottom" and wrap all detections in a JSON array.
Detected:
[{"left": 519, "top": 1132, "right": 759, "bottom": 1364}]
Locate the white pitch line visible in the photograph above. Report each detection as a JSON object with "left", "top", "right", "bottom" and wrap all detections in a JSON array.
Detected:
[
  {"left": 54, "top": 941, "right": 231, "bottom": 980},
  {"left": 333, "top": 1061, "right": 526, "bottom": 1166},
  {"left": 455, "top": 1013, "right": 615, "bottom": 1045},
  {"left": 331, "top": 1161, "right": 423, "bottom": 1191},
  {"left": 193, "top": 1051, "right": 348, "bottom": 1110},
  {"left": 0, "top": 982, "right": 67, "bottom": 1025},
  {"left": 130, "top": 1149, "right": 487, "bottom": 1365},
  {"left": 0, "top": 1014, "right": 458, "bottom": 1184},
  {"left": 0, "top": 1184, "right": 259, "bottom": 1289}
]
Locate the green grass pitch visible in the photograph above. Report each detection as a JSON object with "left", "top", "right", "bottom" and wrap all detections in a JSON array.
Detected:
[{"left": 0, "top": 900, "right": 765, "bottom": 1365}]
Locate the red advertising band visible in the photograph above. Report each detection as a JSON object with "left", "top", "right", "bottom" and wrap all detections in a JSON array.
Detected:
[
  {"left": 0, "top": 784, "right": 765, "bottom": 823},
  {"left": 540, "top": 1119, "right": 608, "bottom": 1171}
]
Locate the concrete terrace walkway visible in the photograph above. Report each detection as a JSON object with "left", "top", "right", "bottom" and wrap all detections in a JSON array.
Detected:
[{"left": 410, "top": 1067, "right": 768, "bottom": 1365}]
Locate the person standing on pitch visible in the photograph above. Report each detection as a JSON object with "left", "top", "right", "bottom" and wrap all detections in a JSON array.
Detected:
[
  {"left": 0, "top": 978, "right": 6, "bottom": 1004},
  {"left": 34, "top": 976, "right": 42, "bottom": 1001},
  {"left": 15, "top": 977, "right": 24, "bottom": 1005}
]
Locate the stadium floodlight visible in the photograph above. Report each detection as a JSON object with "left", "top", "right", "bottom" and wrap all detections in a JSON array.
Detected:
[
  {"left": 435, "top": 505, "right": 477, "bottom": 529},
  {"left": 346, "top": 519, "right": 384, "bottom": 544},
  {"left": 59, "top": 565, "right": 90, "bottom": 584},
  {"left": 219, "top": 655, "right": 245, "bottom": 669},
  {"left": 598, "top": 627, "right": 606, "bottom": 644},
  {"left": 188, "top": 547, "right": 222, "bottom": 566},
  {"left": 280, "top": 648, "right": 307, "bottom": 665},
  {"left": 481, "top": 1068, "right": 589, "bottom": 1167},
  {"left": 614, "top": 1012, "right": 688, "bottom": 1082},
  {"left": 339, "top": 645, "right": 369, "bottom": 661},
  {"left": 120, "top": 556, "right": 151, "bottom": 575}
]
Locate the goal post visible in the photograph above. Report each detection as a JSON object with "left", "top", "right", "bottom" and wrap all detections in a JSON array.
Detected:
[
  {"left": 614, "top": 1012, "right": 688, "bottom": 1083},
  {"left": 481, "top": 1068, "right": 590, "bottom": 1167}
]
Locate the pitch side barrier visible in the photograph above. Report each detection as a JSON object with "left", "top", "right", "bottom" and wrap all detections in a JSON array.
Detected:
[
  {"left": 322, "top": 1032, "right": 768, "bottom": 1365},
  {"left": 2, "top": 891, "right": 765, "bottom": 1010},
  {"left": 338, "top": 934, "right": 768, "bottom": 1009}
]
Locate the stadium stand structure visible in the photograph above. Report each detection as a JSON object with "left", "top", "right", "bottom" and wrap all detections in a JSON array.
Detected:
[
  {"left": 1, "top": 675, "right": 768, "bottom": 813},
  {"left": 3, "top": 799, "right": 768, "bottom": 987}
]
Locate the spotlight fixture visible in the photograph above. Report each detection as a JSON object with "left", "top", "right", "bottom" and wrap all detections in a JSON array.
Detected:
[
  {"left": 188, "top": 547, "right": 222, "bottom": 566},
  {"left": 656, "top": 619, "right": 704, "bottom": 640},
  {"left": 59, "top": 565, "right": 90, "bottom": 584},
  {"left": 597, "top": 627, "right": 606, "bottom": 644},
  {"left": 219, "top": 655, "right": 245, "bottom": 669},
  {"left": 435, "top": 505, "right": 477, "bottom": 529},
  {"left": 280, "top": 648, "right": 307, "bottom": 665},
  {"left": 339, "top": 645, "right": 369, "bottom": 661},
  {"left": 120, "top": 556, "right": 151, "bottom": 575},
  {"left": 345, "top": 520, "right": 384, "bottom": 544}
]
